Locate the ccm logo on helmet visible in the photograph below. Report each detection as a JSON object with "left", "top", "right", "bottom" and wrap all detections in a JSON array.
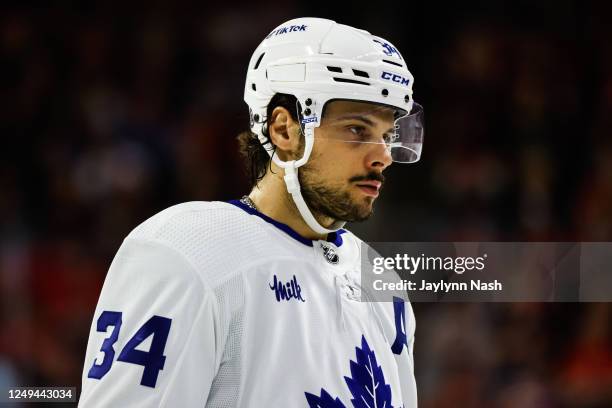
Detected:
[
  {"left": 381, "top": 71, "right": 410, "bottom": 87},
  {"left": 266, "top": 25, "right": 308, "bottom": 39}
]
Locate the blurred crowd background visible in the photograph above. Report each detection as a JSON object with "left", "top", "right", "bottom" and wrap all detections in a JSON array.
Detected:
[{"left": 1, "top": 0, "right": 611, "bottom": 407}]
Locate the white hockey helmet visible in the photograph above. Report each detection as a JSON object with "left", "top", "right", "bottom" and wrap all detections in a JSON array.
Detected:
[{"left": 244, "top": 17, "right": 423, "bottom": 234}]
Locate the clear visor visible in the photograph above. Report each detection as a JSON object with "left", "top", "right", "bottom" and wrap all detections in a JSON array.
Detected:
[{"left": 299, "top": 100, "right": 424, "bottom": 163}]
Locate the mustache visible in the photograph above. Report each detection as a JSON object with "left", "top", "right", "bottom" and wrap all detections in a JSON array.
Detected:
[{"left": 349, "top": 172, "right": 385, "bottom": 184}]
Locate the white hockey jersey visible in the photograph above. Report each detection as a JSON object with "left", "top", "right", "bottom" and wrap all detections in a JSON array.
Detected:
[{"left": 79, "top": 200, "right": 417, "bottom": 407}]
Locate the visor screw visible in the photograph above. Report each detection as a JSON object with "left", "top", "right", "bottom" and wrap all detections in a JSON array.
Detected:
[
  {"left": 404, "top": 95, "right": 410, "bottom": 103},
  {"left": 382, "top": 89, "right": 389, "bottom": 97},
  {"left": 304, "top": 108, "right": 312, "bottom": 116},
  {"left": 305, "top": 98, "right": 312, "bottom": 106},
  {"left": 253, "top": 114, "right": 260, "bottom": 122}
]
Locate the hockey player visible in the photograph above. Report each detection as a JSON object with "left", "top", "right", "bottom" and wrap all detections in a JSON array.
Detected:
[{"left": 79, "top": 17, "right": 424, "bottom": 407}]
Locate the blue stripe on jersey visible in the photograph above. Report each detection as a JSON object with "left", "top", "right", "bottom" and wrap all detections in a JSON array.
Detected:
[{"left": 228, "top": 199, "right": 345, "bottom": 247}]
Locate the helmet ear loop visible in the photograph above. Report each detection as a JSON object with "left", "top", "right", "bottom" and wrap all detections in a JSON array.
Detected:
[
  {"left": 292, "top": 99, "right": 310, "bottom": 162},
  {"left": 295, "top": 122, "right": 307, "bottom": 159}
]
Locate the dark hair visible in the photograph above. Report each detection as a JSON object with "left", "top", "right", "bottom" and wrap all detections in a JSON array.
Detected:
[{"left": 237, "top": 93, "right": 299, "bottom": 187}]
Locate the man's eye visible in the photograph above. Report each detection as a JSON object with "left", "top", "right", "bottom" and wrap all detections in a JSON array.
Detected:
[{"left": 347, "top": 125, "right": 368, "bottom": 139}]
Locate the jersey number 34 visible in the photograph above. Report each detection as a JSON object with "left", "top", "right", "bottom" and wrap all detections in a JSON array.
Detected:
[{"left": 87, "top": 311, "right": 172, "bottom": 388}]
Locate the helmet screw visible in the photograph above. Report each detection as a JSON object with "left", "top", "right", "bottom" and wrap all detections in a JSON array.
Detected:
[
  {"left": 382, "top": 89, "right": 389, "bottom": 97},
  {"left": 304, "top": 108, "right": 311, "bottom": 116},
  {"left": 305, "top": 98, "right": 312, "bottom": 106},
  {"left": 253, "top": 114, "right": 260, "bottom": 122}
]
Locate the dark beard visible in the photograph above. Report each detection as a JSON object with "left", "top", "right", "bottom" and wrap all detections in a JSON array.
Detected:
[{"left": 298, "top": 168, "right": 383, "bottom": 223}]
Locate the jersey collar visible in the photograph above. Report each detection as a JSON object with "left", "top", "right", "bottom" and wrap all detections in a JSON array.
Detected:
[{"left": 228, "top": 199, "right": 345, "bottom": 247}]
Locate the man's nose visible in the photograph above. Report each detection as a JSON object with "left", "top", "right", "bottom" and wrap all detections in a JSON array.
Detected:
[{"left": 366, "top": 141, "right": 393, "bottom": 171}]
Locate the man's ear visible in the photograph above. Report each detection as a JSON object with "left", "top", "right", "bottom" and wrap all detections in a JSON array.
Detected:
[{"left": 268, "top": 106, "right": 302, "bottom": 161}]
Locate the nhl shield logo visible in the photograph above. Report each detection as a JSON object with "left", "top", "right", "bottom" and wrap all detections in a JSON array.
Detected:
[{"left": 320, "top": 243, "right": 339, "bottom": 264}]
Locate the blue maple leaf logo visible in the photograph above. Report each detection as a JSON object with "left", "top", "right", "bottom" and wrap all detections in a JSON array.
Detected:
[
  {"left": 305, "top": 388, "right": 347, "bottom": 408},
  {"left": 305, "top": 335, "right": 394, "bottom": 408}
]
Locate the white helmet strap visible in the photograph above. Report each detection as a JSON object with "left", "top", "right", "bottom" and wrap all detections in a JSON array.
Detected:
[{"left": 273, "top": 124, "right": 345, "bottom": 235}]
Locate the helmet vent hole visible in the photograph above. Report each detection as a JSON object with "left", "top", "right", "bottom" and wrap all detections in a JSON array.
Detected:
[
  {"left": 327, "top": 66, "right": 343, "bottom": 73},
  {"left": 253, "top": 53, "right": 265, "bottom": 70},
  {"left": 382, "top": 59, "right": 403, "bottom": 68},
  {"left": 352, "top": 69, "right": 369, "bottom": 78},
  {"left": 382, "top": 89, "right": 389, "bottom": 96},
  {"left": 251, "top": 83, "right": 256, "bottom": 91},
  {"left": 333, "top": 77, "right": 370, "bottom": 86}
]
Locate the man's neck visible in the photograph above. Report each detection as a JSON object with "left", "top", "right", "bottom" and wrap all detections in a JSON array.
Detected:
[{"left": 248, "top": 171, "right": 333, "bottom": 241}]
